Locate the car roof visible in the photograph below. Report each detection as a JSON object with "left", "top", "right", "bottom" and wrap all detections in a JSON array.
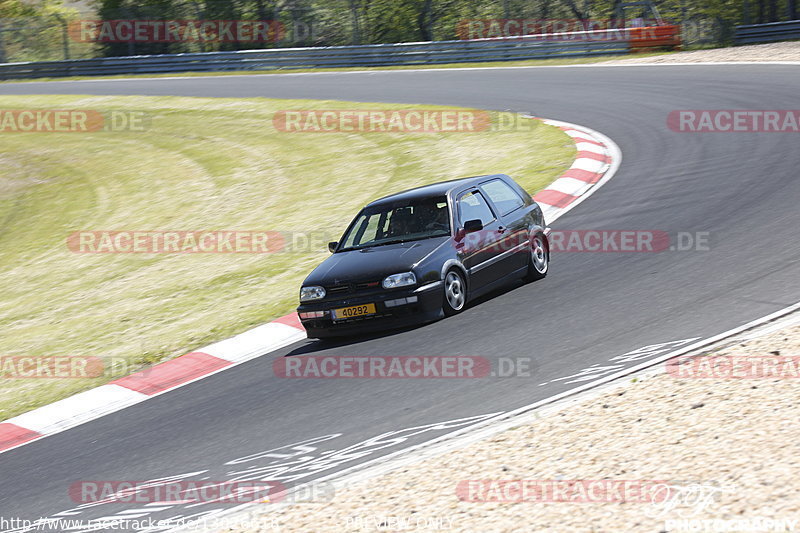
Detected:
[{"left": 367, "top": 174, "right": 506, "bottom": 207}]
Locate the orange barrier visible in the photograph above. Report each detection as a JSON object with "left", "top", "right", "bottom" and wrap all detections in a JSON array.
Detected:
[{"left": 629, "top": 25, "right": 682, "bottom": 51}]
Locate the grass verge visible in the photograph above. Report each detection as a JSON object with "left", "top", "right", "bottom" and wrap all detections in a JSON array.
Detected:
[{"left": 0, "top": 95, "right": 574, "bottom": 420}]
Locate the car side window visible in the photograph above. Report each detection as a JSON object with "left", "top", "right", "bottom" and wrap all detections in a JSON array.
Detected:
[
  {"left": 458, "top": 191, "right": 495, "bottom": 227},
  {"left": 481, "top": 179, "right": 525, "bottom": 216}
]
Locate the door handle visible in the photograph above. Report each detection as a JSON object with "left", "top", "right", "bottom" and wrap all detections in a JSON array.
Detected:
[{"left": 497, "top": 226, "right": 506, "bottom": 234}]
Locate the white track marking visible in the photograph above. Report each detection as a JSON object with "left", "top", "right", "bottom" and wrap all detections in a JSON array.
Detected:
[
  {"left": 537, "top": 118, "right": 622, "bottom": 222},
  {"left": 6, "top": 384, "right": 147, "bottom": 435},
  {"left": 575, "top": 142, "right": 607, "bottom": 153},
  {"left": 570, "top": 157, "right": 607, "bottom": 173},
  {"left": 544, "top": 177, "right": 592, "bottom": 196},
  {"left": 10, "top": 61, "right": 799, "bottom": 85},
  {"left": 203, "top": 323, "right": 306, "bottom": 364}
]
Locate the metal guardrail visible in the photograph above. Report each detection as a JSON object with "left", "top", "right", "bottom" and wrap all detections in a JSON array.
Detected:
[
  {"left": 0, "top": 26, "right": 679, "bottom": 80},
  {"left": 735, "top": 20, "right": 800, "bottom": 44}
]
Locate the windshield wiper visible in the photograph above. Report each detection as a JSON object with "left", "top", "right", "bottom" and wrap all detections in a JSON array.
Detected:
[
  {"left": 339, "top": 239, "right": 406, "bottom": 252},
  {"left": 371, "top": 238, "right": 409, "bottom": 247},
  {"left": 340, "top": 233, "right": 448, "bottom": 252}
]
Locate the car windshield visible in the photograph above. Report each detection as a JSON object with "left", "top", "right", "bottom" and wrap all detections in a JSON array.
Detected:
[{"left": 338, "top": 196, "right": 451, "bottom": 251}]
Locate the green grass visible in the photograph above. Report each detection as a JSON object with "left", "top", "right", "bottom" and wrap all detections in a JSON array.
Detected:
[
  {"left": 0, "top": 95, "right": 575, "bottom": 420},
  {"left": 0, "top": 52, "right": 675, "bottom": 84}
]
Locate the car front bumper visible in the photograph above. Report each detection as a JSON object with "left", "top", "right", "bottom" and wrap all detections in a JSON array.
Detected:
[{"left": 297, "top": 281, "right": 444, "bottom": 338}]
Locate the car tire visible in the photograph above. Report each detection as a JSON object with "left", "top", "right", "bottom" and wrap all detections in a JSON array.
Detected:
[
  {"left": 523, "top": 232, "right": 549, "bottom": 282},
  {"left": 442, "top": 268, "right": 466, "bottom": 316}
]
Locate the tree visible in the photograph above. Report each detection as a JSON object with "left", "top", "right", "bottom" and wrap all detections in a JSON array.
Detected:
[{"left": 0, "top": 0, "right": 82, "bottom": 61}]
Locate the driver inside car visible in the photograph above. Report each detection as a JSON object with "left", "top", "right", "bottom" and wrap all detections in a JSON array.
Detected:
[{"left": 414, "top": 202, "right": 448, "bottom": 233}]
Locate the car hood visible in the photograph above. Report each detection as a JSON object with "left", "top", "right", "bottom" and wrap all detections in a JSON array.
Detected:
[{"left": 303, "top": 236, "right": 449, "bottom": 285}]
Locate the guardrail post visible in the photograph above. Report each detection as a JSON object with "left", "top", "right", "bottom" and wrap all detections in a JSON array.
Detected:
[
  {"left": 53, "top": 14, "right": 70, "bottom": 60},
  {"left": 0, "top": 21, "right": 5, "bottom": 64}
]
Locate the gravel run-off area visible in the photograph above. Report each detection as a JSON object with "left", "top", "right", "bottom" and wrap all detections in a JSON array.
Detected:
[
  {"left": 223, "top": 318, "right": 800, "bottom": 533},
  {"left": 603, "top": 41, "right": 800, "bottom": 63}
]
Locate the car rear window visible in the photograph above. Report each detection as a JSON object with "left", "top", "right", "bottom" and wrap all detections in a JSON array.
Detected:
[{"left": 481, "top": 179, "right": 525, "bottom": 216}]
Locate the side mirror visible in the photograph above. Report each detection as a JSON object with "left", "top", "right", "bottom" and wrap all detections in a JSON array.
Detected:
[
  {"left": 328, "top": 241, "right": 338, "bottom": 253},
  {"left": 463, "top": 219, "right": 483, "bottom": 233}
]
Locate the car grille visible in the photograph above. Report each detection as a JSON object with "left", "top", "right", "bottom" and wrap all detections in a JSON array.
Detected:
[
  {"left": 325, "top": 285, "right": 350, "bottom": 296},
  {"left": 325, "top": 280, "right": 382, "bottom": 297}
]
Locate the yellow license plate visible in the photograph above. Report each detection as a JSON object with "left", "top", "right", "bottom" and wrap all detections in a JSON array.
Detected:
[{"left": 332, "top": 303, "right": 376, "bottom": 320}]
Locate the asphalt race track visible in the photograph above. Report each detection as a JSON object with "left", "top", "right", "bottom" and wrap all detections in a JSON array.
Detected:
[{"left": 1, "top": 64, "right": 800, "bottom": 531}]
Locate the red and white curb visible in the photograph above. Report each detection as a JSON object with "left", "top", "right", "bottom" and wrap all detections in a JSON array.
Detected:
[
  {"left": 529, "top": 117, "right": 621, "bottom": 224},
  {"left": 0, "top": 314, "right": 306, "bottom": 453},
  {"left": 0, "top": 117, "right": 620, "bottom": 455}
]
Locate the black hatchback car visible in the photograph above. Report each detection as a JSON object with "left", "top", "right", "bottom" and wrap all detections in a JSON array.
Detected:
[{"left": 297, "top": 174, "right": 550, "bottom": 338}]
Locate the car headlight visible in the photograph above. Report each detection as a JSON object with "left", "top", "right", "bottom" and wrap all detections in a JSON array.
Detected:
[
  {"left": 299, "top": 286, "right": 326, "bottom": 302},
  {"left": 382, "top": 272, "right": 417, "bottom": 289}
]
